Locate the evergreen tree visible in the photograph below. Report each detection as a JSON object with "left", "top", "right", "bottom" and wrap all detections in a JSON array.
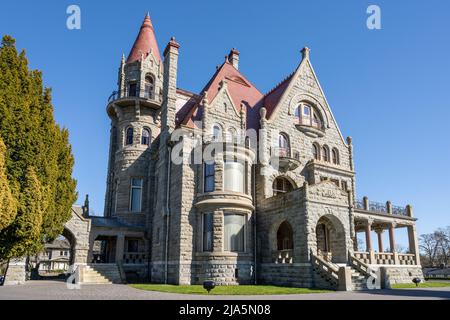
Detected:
[
  {"left": 0, "top": 137, "right": 17, "bottom": 231},
  {"left": 0, "top": 35, "right": 77, "bottom": 260}
]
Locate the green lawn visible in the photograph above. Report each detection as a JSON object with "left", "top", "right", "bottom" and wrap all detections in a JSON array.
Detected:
[
  {"left": 391, "top": 281, "right": 450, "bottom": 289},
  {"left": 130, "top": 284, "right": 332, "bottom": 295}
]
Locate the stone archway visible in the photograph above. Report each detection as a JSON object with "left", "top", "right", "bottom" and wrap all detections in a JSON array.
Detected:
[
  {"left": 315, "top": 215, "right": 347, "bottom": 263},
  {"left": 4, "top": 206, "right": 91, "bottom": 285},
  {"left": 63, "top": 206, "right": 91, "bottom": 266}
]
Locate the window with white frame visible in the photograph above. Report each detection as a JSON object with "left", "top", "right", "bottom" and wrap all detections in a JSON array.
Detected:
[
  {"left": 212, "top": 125, "right": 222, "bottom": 141},
  {"left": 224, "top": 160, "right": 245, "bottom": 193},
  {"left": 202, "top": 213, "right": 214, "bottom": 252},
  {"left": 141, "top": 128, "right": 151, "bottom": 146},
  {"left": 130, "top": 178, "right": 143, "bottom": 212},
  {"left": 224, "top": 213, "right": 246, "bottom": 252},
  {"left": 296, "top": 103, "right": 322, "bottom": 129}
]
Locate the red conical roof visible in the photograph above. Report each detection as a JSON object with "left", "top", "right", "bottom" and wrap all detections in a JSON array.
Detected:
[{"left": 126, "top": 14, "right": 161, "bottom": 64}]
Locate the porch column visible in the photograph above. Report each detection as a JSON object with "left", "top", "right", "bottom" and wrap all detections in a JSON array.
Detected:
[
  {"left": 115, "top": 234, "right": 125, "bottom": 263},
  {"left": 353, "top": 232, "right": 358, "bottom": 251},
  {"left": 389, "top": 223, "right": 399, "bottom": 264},
  {"left": 407, "top": 224, "right": 420, "bottom": 265},
  {"left": 365, "top": 219, "right": 374, "bottom": 263},
  {"left": 375, "top": 228, "right": 384, "bottom": 252}
]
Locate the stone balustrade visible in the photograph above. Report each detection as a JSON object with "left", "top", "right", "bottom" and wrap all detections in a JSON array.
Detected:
[
  {"left": 273, "top": 249, "right": 293, "bottom": 264},
  {"left": 398, "top": 253, "right": 416, "bottom": 265},
  {"left": 374, "top": 252, "right": 395, "bottom": 265},
  {"left": 123, "top": 252, "right": 148, "bottom": 264}
]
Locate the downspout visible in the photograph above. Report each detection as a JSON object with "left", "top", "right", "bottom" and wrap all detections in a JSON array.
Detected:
[{"left": 164, "top": 145, "right": 172, "bottom": 284}]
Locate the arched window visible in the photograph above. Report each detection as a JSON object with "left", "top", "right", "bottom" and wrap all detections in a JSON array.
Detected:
[
  {"left": 296, "top": 103, "right": 322, "bottom": 129},
  {"left": 332, "top": 148, "right": 340, "bottom": 165},
  {"left": 313, "top": 143, "right": 320, "bottom": 160},
  {"left": 277, "top": 221, "right": 294, "bottom": 250},
  {"left": 144, "top": 74, "right": 155, "bottom": 99},
  {"left": 278, "top": 133, "right": 290, "bottom": 157},
  {"left": 322, "top": 145, "right": 330, "bottom": 162},
  {"left": 227, "top": 127, "right": 237, "bottom": 143},
  {"left": 245, "top": 136, "right": 250, "bottom": 149},
  {"left": 272, "top": 177, "right": 294, "bottom": 196},
  {"left": 212, "top": 125, "right": 222, "bottom": 141},
  {"left": 141, "top": 128, "right": 151, "bottom": 146},
  {"left": 126, "top": 127, "right": 134, "bottom": 145}
]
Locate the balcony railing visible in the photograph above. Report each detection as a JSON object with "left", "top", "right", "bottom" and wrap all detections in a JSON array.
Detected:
[
  {"left": 298, "top": 116, "right": 323, "bottom": 130},
  {"left": 369, "top": 201, "right": 387, "bottom": 214},
  {"left": 271, "top": 147, "right": 290, "bottom": 158},
  {"left": 108, "top": 89, "right": 156, "bottom": 103},
  {"left": 355, "top": 197, "right": 411, "bottom": 217}
]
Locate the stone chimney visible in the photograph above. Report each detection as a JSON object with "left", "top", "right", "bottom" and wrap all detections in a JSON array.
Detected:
[{"left": 228, "top": 48, "right": 240, "bottom": 69}]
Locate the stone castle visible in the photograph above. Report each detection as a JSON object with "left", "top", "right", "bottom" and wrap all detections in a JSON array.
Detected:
[{"left": 27, "top": 13, "right": 422, "bottom": 289}]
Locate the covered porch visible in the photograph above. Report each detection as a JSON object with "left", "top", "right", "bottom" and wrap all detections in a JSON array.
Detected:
[{"left": 353, "top": 197, "right": 420, "bottom": 266}]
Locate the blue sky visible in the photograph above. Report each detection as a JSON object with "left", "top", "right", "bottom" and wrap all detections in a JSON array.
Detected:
[{"left": 1, "top": 0, "right": 449, "bottom": 247}]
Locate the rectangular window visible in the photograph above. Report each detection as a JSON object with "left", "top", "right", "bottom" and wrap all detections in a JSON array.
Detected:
[
  {"left": 204, "top": 162, "right": 215, "bottom": 192},
  {"left": 127, "top": 239, "right": 139, "bottom": 253},
  {"left": 128, "top": 83, "right": 137, "bottom": 97},
  {"left": 224, "top": 161, "right": 245, "bottom": 193},
  {"left": 202, "top": 213, "right": 214, "bottom": 252},
  {"left": 130, "top": 178, "right": 143, "bottom": 212},
  {"left": 224, "top": 213, "right": 246, "bottom": 252}
]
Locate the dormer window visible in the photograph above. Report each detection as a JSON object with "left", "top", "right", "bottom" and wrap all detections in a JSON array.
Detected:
[{"left": 295, "top": 103, "right": 323, "bottom": 130}]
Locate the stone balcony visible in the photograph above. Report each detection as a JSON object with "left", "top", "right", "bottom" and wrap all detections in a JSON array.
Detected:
[{"left": 106, "top": 90, "right": 162, "bottom": 115}]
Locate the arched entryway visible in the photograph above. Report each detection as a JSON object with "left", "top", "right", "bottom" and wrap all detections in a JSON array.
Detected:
[
  {"left": 277, "top": 221, "right": 293, "bottom": 250},
  {"left": 315, "top": 215, "right": 346, "bottom": 263},
  {"left": 273, "top": 220, "right": 294, "bottom": 264}
]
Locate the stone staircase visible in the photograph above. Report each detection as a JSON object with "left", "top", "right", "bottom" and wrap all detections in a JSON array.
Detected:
[
  {"left": 351, "top": 269, "right": 369, "bottom": 291},
  {"left": 79, "top": 264, "right": 123, "bottom": 284},
  {"left": 311, "top": 251, "right": 371, "bottom": 291}
]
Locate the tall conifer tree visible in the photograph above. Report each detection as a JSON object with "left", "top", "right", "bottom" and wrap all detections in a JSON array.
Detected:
[{"left": 0, "top": 35, "right": 77, "bottom": 260}]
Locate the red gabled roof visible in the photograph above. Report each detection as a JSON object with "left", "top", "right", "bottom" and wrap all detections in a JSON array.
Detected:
[
  {"left": 263, "top": 71, "right": 295, "bottom": 119},
  {"left": 177, "top": 60, "right": 263, "bottom": 129},
  {"left": 127, "top": 14, "right": 161, "bottom": 64}
]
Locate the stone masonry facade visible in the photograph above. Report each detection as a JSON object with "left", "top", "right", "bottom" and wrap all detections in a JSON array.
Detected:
[{"left": 67, "top": 14, "right": 424, "bottom": 290}]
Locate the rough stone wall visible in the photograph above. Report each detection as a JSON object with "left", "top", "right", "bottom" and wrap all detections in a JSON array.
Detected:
[
  {"left": 258, "top": 56, "right": 353, "bottom": 201},
  {"left": 381, "top": 266, "right": 424, "bottom": 288},
  {"left": 64, "top": 207, "right": 91, "bottom": 265}
]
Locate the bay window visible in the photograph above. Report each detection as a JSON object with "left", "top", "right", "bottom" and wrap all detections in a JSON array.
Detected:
[
  {"left": 202, "top": 213, "right": 214, "bottom": 252},
  {"left": 224, "top": 213, "right": 246, "bottom": 252},
  {"left": 224, "top": 160, "right": 245, "bottom": 193},
  {"left": 204, "top": 162, "right": 215, "bottom": 192}
]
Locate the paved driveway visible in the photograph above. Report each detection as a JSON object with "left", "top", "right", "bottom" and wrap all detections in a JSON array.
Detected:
[{"left": 0, "top": 281, "right": 449, "bottom": 300}]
